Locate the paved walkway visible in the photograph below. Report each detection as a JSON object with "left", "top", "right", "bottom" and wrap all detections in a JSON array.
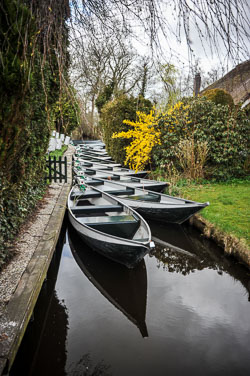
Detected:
[{"left": 0, "top": 145, "right": 74, "bottom": 375}]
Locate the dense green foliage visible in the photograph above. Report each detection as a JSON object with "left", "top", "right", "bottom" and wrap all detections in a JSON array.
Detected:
[
  {"left": 95, "top": 82, "right": 115, "bottom": 114},
  {"left": 100, "top": 94, "right": 152, "bottom": 164},
  {"left": 53, "top": 87, "right": 80, "bottom": 134},
  {"left": 0, "top": 0, "right": 73, "bottom": 269},
  {"left": 202, "top": 88, "right": 234, "bottom": 107},
  {"left": 153, "top": 97, "right": 249, "bottom": 180}
]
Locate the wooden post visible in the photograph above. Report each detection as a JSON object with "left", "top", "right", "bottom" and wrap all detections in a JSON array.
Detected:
[
  {"left": 65, "top": 157, "right": 67, "bottom": 183},
  {"left": 194, "top": 73, "right": 201, "bottom": 96},
  {"left": 53, "top": 156, "right": 57, "bottom": 182},
  {"left": 48, "top": 156, "right": 52, "bottom": 182},
  {"left": 59, "top": 156, "right": 62, "bottom": 183}
]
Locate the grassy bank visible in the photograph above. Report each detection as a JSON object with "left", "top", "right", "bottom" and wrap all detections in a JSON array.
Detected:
[
  {"left": 176, "top": 179, "right": 250, "bottom": 247},
  {"left": 49, "top": 145, "right": 68, "bottom": 159}
]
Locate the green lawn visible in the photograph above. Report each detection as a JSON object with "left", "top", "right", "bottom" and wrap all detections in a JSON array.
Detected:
[
  {"left": 179, "top": 180, "right": 250, "bottom": 247},
  {"left": 49, "top": 145, "right": 68, "bottom": 158}
]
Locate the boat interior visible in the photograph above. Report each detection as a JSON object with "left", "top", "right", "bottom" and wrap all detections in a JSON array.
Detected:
[
  {"left": 70, "top": 190, "right": 144, "bottom": 239},
  {"left": 72, "top": 181, "right": 161, "bottom": 203}
]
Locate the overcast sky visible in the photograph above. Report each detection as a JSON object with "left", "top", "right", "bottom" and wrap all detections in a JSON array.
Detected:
[{"left": 126, "top": 0, "right": 250, "bottom": 74}]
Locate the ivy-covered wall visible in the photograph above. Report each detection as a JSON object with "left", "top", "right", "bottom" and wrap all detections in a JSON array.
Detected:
[{"left": 0, "top": 0, "right": 72, "bottom": 269}]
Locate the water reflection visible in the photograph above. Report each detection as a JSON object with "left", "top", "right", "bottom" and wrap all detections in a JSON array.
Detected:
[
  {"left": 68, "top": 225, "right": 148, "bottom": 338},
  {"left": 9, "top": 218, "right": 250, "bottom": 376},
  {"left": 10, "top": 221, "right": 69, "bottom": 376},
  {"left": 67, "top": 353, "right": 111, "bottom": 376},
  {"left": 149, "top": 220, "right": 250, "bottom": 301}
]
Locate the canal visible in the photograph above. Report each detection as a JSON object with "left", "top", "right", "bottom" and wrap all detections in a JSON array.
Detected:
[{"left": 10, "top": 217, "right": 250, "bottom": 376}]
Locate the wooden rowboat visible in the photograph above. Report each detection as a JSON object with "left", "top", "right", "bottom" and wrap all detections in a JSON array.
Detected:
[
  {"left": 73, "top": 159, "right": 148, "bottom": 178},
  {"left": 73, "top": 166, "right": 169, "bottom": 192},
  {"left": 68, "top": 185, "right": 154, "bottom": 268},
  {"left": 74, "top": 178, "right": 210, "bottom": 224},
  {"left": 75, "top": 151, "right": 112, "bottom": 161},
  {"left": 73, "top": 155, "right": 121, "bottom": 167}
]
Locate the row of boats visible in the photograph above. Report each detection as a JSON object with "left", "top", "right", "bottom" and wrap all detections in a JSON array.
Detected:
[{"left": 68, "top": 140, "right": 209, "bottom": 268}]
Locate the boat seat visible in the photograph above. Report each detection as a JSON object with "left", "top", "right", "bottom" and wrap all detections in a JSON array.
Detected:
[
  {"left": 79, "top": 215, "right": 140, "bottom": 239},
  {"left": 84, "top": 169, "right": 96, "bottom": 175},
  {"left": 77, "top": 180, "right": 104, "bottom": 186},
  {"left": 124, "top": 194, "right": 160, "bottom": 202},
  {"left": 70, "top": 190, "right": 102, "bottom": 200},
  {"left": 80, "top": 215, "right": 136, "bottom": 224},
  {"left": 71, "top": 204, "right": 123, "bottom": 215},
  {"left": 110, "top": 175, "right": 121, "bottom": 180},
  {"left": 105, "top": 188, "right": 134, "bottom": 196}
]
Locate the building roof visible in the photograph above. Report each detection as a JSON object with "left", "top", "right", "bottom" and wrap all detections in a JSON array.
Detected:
[{"left": 202, "top": 60, "right": 250, "bottom": 105}]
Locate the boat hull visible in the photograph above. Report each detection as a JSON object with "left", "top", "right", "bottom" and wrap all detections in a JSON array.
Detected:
[
  {"left": 133, "top": 204, "right": 207, "bottom": 224},
  {"left": 68, "top": 209, "right": 150, "bottom": 268}
]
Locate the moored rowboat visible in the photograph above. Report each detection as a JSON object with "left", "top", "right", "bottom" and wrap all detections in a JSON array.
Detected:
[
  {"left": 68, "top": 185, "right": 154, "bottom": 268},
  {"left": 74, "top": 178, "right": 209, "bottom": 224},
  {"left": 73, "top": 166, "right": 169, "bottom": 192},
  {"left": 73, "top": 159, "right": 148, "bottom": 178}
]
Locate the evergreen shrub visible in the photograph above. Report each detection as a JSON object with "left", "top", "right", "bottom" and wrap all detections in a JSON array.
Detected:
[
  {"left": 202, "top": 88, "right": 234, "bottom": 107},
  {"left": 100, "top": 94, "right": 152, "bottom": 164},
  {"left": 153, "top": 97, "right": 249, "bottom": 180}
]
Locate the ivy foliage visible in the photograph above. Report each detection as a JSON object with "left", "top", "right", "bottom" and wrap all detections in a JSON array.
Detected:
[
  {"left": 100, "top": 94, "right": 152, "bottom": 164},
  {"left": 53, "top": 86, "right": 80, "bottom": 135},
  {"left": 0, "top": 0, "right": 72, "bottom": 269},
  {"left": 153, "top": 97, "right": 249, "bottom": 180}
]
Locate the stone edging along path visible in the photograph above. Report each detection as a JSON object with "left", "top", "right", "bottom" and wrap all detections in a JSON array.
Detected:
[{"left": 0, "top": 145, "right": 74, "bottom": 376}]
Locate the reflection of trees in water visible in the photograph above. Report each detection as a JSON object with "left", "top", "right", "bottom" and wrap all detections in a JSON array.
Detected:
[
  {"left": 67, "top": 353, "right": 111, "bottom": 376},
  {"left": 149, "top": 220, "right": 226, "bottom": 275},
  {"left": 151, "top": 245, "right": 203, "bottom": 276},
  {"left": 151, "top": 224, "right": 250, "bottom": 301}
]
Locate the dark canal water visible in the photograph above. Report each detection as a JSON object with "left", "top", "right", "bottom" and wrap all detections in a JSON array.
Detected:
[{"left": 10, "top": 217, "right": 250, "bottom": 376}]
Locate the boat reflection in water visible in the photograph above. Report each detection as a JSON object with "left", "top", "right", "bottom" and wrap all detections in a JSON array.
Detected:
[{"left": 68, "top": 225, "right": 149, "bottom": 338}]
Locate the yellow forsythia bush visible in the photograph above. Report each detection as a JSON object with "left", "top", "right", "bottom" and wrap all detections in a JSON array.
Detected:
[{"left": 112, "top": 108, "right": 161, "bottom": 172}]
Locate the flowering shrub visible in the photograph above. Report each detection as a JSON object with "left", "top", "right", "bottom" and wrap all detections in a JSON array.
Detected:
[{"left": 112, "top": 109, "right": 161, "bottom": 171}]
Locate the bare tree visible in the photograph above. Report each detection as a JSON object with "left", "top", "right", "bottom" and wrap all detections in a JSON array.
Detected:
[
  {"left": 70, "top": 28, "right": 146, "bottom": 133},
  {"left": 69, "top": 1, "right": 250, "bottom": 66}
]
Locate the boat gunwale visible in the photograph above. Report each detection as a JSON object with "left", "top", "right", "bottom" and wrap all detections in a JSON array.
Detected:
[{"left": 78, "top": 178, "right": 209, "bottom": 207}]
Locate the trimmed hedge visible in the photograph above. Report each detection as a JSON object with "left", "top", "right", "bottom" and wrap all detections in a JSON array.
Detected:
[{"left": 202, "top": 88, "right": 234, "bottom": 107}]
